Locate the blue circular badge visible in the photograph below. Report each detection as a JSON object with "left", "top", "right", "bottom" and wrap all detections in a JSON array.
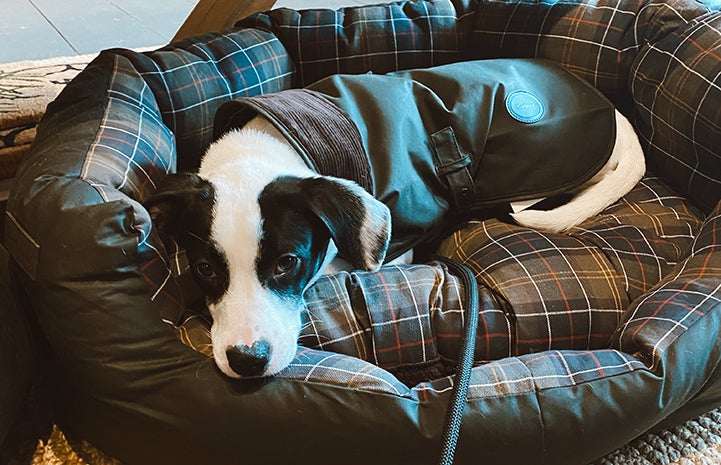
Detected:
[{"left": 506, "top": 90, "right": 545, "bottom": 124}]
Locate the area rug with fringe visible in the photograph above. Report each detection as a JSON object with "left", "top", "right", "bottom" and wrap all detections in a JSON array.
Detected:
[{"left": 3, "top": 53, "right": 721, "bottom": 465}]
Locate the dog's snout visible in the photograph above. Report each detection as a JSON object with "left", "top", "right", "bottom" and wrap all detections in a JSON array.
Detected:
[{"left": 225, "top": 339, "right": 272, "bottom": 377}]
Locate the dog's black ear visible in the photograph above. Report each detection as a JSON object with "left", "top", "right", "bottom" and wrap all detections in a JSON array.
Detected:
[
  {"left": 144, "top": 173, "right": 214, "bottom": 245},
  {"left": 304, "top": 177, "right": 391, "bottom": 271}
]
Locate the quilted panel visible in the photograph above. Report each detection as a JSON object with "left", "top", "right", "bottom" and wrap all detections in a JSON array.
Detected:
[
  {"left": 466, "top": 0, "right": 708, "bottom": 98},
  {"left": 570, "top": 176, "right": 705, "bottom": 300},
  {"left": 302, "top": 263, "right": 514, "bottom": 372},
  {"left": 442, "top": 221, "right": 630, "bottom": 353}
]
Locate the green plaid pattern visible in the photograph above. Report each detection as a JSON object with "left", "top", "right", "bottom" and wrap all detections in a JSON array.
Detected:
[
  {"left": 631, "top": 12, "right": 721, "bottom": 213},
  {"left": 240, "top": 1, "right": 465, "bottom": 86},
  {"left": 613, "top": 199, "right": 721, "bottom": 368},
  {"left": 79, "top": 53, "right": 176, "bottom": 204},
  {"left": 111, "top": 29, "right": 294, "bottom": 174},
  {"left": 438, "top": 177, "right": 703, "bottom": 355}
]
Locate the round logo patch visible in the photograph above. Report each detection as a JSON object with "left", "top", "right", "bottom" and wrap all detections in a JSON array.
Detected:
[{"left": 506, "top": 90, "right": 545, "bottom": 124}]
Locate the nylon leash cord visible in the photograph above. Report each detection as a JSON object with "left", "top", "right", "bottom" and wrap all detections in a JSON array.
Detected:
[{"left": 435, "top": 257, "right": 479, "bottom": 465}]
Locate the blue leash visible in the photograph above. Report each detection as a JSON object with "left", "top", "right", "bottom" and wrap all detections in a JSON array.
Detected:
[{"left": 435, "top": 258, "right": 479, "bottom": 465}]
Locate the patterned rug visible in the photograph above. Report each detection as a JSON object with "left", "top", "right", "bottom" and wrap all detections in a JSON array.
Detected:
[
  {"left": 0, "top": 54, "right": 96, "bottom": 180},
  {"left": 3, "top": 54, "right": 721, "bottom": 465}
]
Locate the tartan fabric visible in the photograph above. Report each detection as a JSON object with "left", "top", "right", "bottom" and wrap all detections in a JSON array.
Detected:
[
  {"left": 466, "top": 0, "right": 706, "bottom": 98},
  {"left": 79, "top": 53, "right": 176, "bottom": 205},
  {"left": 80, "top": 30, "right": 293, "bottom": 203},
  {"left": 176, "top": 298, "right": 647, "bottom": 400},
  {"left": 438, "top": 176, "right": 703, "bottom": 356},
  {"left": 301, "top": 264, "right": 451, "bottom": 368},
  {"left": 121, "top": 30, "right": 294, "bottom": 171},
  {"left": 630, "top": 11, "right": 721, "bottom": 213},
  {"left": 301, "top": 262, "right": 512, "bottom": 371},
  {"left": 174, "top": 311, "right": 647, "bottom": 401},
  {"left": 413, "top": 349, "right": 646, "bottom": 401},
  {"left": 240, "top": 0, "right": 465, "bottom": 87},
  {"left": 613, "top": 199, "right": 721, "bottom": 369},
  {"left": 278, "top": 347, "right": 414, "bottom": 397},
  {"left": 442, "top": 221, "right": 631, "bottom": 354},
  {"left": 567, "top": 176, "right": 704, "bottom": 301}
]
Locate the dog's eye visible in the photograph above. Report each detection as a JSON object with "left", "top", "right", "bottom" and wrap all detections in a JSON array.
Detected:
[
  {"left": 194, "top": 261, "right": 216, "bottom": 280},
  {"left": 274, "top": 254, "right": 299, "bottom": 276}
]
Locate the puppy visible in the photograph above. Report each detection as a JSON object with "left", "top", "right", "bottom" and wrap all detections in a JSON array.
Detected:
[
  {"left": 146, "top": 61, "right": 645, "bottom": 379},
  {"left": 146, "top": 118, "right": 391, "bottom": 378}
]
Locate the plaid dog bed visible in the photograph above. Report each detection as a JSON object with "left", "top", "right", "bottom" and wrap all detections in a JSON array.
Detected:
[{"left": 5, "top": 0, "right": 721, "bottom": 464}]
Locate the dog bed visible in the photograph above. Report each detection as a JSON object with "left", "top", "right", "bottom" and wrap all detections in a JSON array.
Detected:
[{"left": 5, "top": 0, "right": 721, "bottom": 464}]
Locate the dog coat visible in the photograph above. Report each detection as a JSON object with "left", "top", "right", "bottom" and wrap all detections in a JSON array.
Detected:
[{"left": 213, "top": 58, "right": 616, "bottom": 259}]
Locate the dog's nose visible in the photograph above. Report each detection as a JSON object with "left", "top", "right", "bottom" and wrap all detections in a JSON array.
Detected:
[{"left": 226, "top": 339, "right": 272, "bottom": 377}]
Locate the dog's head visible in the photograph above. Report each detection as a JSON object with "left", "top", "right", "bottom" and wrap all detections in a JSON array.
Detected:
[{"left": 146, "top": 170, "right": 390, "bottom": 378}]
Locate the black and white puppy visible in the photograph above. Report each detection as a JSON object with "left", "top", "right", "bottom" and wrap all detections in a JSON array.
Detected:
[
  {"left": 146, "top": 118, "right": 391, "bottom": 378},
  {"left": 147, "top": 108, "right": 644, "bottom": 378}
]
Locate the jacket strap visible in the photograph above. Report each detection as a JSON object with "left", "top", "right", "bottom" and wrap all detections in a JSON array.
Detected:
[{"left": 431, "top": 127, "right": 475, "bottom": 212}]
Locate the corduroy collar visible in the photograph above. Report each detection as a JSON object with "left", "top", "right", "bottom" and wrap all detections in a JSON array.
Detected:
[{"left": 213, "top": 89, "right": 373, "bottom": 194}]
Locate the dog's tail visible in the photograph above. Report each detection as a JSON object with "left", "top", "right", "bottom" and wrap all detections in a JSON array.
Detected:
[{"left": 510, "top": 110, "right": 646, "bottom": 233}]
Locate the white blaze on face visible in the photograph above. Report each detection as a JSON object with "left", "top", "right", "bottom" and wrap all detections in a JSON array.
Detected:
[{"left": 200, "top": 126, "right": 314, "bottom": 377}]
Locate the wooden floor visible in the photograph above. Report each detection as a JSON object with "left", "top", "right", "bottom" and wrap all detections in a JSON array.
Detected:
[{"left": 1, "top": 0, "right": 372, "bottom": 64}]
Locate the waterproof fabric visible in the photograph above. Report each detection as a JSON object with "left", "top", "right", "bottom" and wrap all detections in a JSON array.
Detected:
[
  {"left": 0, "top": 244, "right": 33, "bottom": 445},
  {"left": 4, "top": 1, "right": 721, "bottom": 465},
  {"left": 214, "top": 58, "right": 616, "bottom": 260}
]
